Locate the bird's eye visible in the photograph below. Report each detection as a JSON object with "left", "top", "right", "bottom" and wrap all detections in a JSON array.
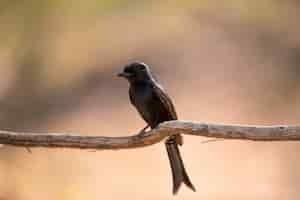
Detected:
[
  {"left": 124, "top": 68, "right": 134, "bottom": 74},
  {"left": 137, "top": 65, "right": 146, "bottom": 71}
]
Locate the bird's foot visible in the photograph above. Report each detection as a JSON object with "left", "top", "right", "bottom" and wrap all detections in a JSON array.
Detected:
[{"left": 137, "top": 125, "right": 150, "bottom": 136}]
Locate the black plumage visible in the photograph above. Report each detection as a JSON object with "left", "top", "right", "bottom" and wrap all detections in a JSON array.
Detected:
[{"left": 118, "top": 62, "right": 196, "bottom": 194}]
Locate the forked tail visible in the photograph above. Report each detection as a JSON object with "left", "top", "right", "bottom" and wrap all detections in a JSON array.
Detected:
[{"left": 165, "top": 136, "right": 196, "bottom": 195}]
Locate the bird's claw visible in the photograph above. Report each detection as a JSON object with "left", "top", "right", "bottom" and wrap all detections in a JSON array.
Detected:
[{"left": 137, "top": 125, "right": 150, "bottom": 136}]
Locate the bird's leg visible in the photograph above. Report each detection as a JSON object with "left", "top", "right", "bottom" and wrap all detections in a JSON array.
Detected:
[{"left": 138, "top": 125, "right": 150, "bottom": 136}]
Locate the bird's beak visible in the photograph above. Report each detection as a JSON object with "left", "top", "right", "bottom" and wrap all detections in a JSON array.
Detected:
[{"left": 117, "top": 72, "right": 131, "bottom": 78}]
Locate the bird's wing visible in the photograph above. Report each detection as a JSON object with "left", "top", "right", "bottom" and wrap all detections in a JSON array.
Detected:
[
  {"left": 152, "top": 82, "right": 182, "bottom": 145},
  {"left": 152, "top": 82, "right": 178, "bottom": 120}
]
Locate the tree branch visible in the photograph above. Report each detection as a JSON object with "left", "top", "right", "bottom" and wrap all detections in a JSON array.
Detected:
[{"left": 0, "top": 120, "right": 300, "bottom": 150}]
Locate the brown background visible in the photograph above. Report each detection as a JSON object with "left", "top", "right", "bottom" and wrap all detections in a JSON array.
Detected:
[{"left": 0, "top": 1, "right": 300, "bottom": 199}]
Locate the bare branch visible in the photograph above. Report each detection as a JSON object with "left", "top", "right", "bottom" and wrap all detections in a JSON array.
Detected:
[{"left": 0, "top": 120, "right": 300, "bottom": 150}]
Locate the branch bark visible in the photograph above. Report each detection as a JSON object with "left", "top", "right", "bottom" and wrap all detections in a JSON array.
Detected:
[{"left": 0, "top": 120, "right": 300, "bottom": 150}]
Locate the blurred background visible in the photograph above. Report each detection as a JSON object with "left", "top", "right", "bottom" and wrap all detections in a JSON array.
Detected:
[{"left": 0, "top": 0, "right": 300, "bottom": 199}]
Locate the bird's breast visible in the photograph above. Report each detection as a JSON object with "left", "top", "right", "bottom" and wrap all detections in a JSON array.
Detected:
[
  {"left": 130, "top": 84, "right": 152, "bottom": 107},
  {"left": 129, "top": 83, "right": 156, "bottom": 126}
]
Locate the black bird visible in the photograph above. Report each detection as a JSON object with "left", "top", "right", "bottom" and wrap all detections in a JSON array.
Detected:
[{"left": 118, "top": 62, "right": 196, "bottom": 194}]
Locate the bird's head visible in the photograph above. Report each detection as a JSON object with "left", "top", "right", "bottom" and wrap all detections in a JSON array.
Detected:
[{"left": 118, "top": 62, "right": 152, "bottom": 82}]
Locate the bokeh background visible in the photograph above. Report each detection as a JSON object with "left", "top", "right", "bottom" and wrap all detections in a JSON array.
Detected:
[{"left": 0, "top": 0, "right": 300, "bottom": 199}]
